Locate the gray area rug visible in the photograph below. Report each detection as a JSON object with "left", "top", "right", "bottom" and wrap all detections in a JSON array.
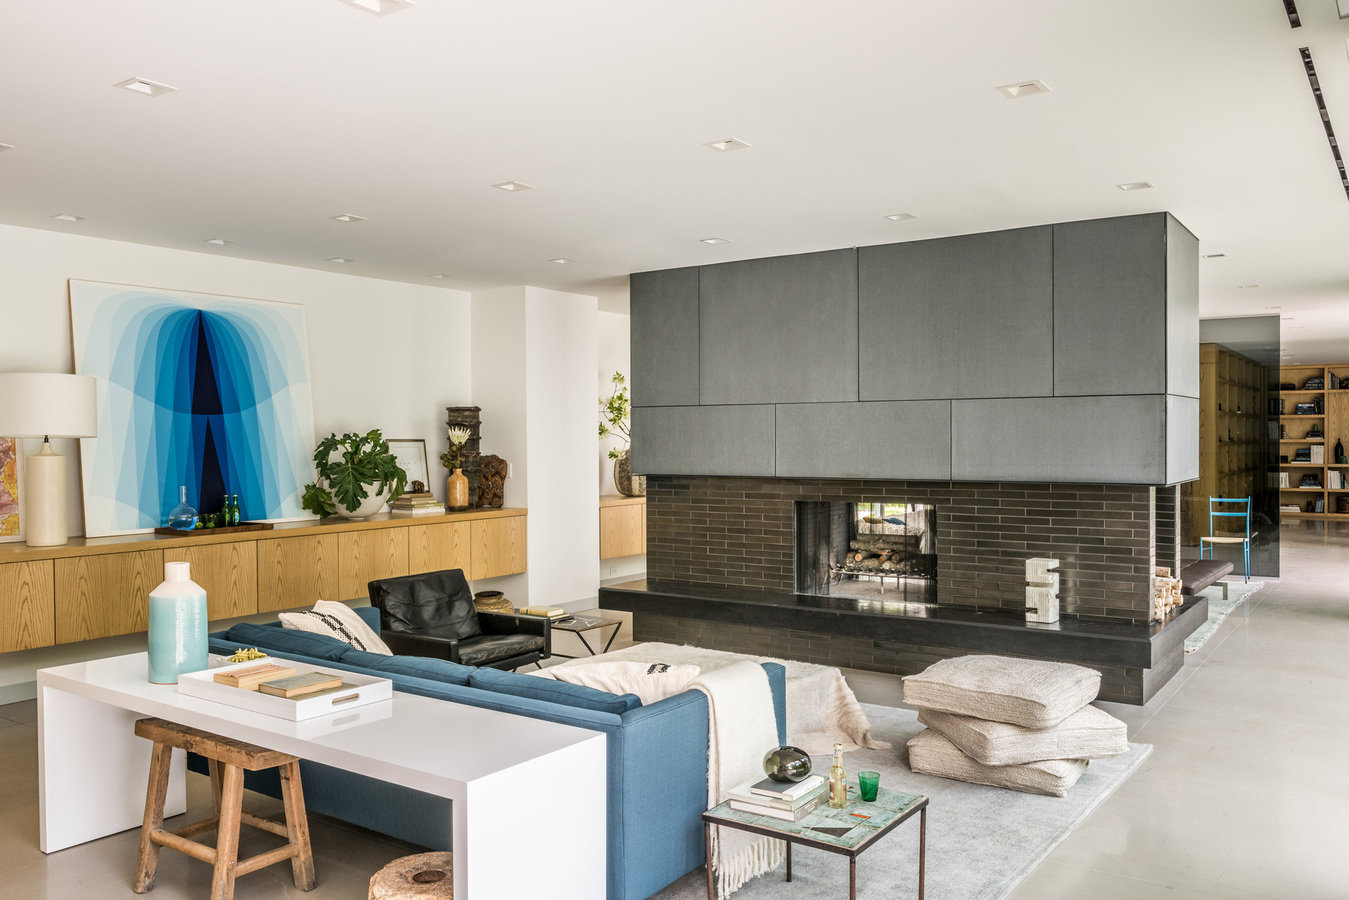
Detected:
[
  {"left": 1184, "top": 580, "right": 1266, "bottom": 653},
  {"left": 650, "top": 702, "right": 1152, "bottom": 900}
]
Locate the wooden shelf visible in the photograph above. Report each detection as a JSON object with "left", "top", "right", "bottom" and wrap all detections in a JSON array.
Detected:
[{"left": 1275, "top": 363, "right": 1349, "bottom": 519}]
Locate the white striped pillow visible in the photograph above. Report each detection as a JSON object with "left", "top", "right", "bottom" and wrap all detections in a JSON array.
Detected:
[{"left": 279, "top": 601, "right": 392, "bottom": 655}]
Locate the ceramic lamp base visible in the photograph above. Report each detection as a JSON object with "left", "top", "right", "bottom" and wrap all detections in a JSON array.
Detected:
[{"left": 25, "top": 441, "right": 68, "bottom": 547}]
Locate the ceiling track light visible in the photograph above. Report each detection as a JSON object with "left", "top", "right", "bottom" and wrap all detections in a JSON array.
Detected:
[
  {"left": 1298, "top": 47, "right": 1349, "bottom": 202},
  {"left": 1284, "top": 0, "right": 1301, "bottom": 27},
  {"left": 703, "top": 138, "right": 751, "bottom": 152},
  {"left": 491, "top": 180, "right": 533, "bottom": 192},
  {"left": 996, "top": 79, "right": 1050, "bottom": 99},
  {"left": 114, "top": 77, "right": 176, "bottom": 97}
]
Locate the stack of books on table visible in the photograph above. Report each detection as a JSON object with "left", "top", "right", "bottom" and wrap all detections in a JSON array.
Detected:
[
  {"left": 727, "top": 774, "right": 827, "bottom": 821},
  {"left": 390, "top": 490, "right": 446, "bottom": 516},
  {"left": 212, "top": 664, "right": 348, "bottom": 699},
  {"left": 519, "top": 606, "right": 568, "bottom": 620}
]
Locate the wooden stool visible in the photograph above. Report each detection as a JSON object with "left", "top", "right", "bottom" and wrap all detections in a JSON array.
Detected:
[
  {"left": 369, "top": 851, "right": 453, "bottom": 898},
  {"left": 133, "top": 717, "right": 316, "bottom": 899}
]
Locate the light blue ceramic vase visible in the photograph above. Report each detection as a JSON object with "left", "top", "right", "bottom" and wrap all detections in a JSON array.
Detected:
[{"left": 147, "top": 561, "right": 208, "bottom": 684}]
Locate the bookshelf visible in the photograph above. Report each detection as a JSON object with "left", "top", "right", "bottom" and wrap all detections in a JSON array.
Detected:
[
  {"left": 1191, "top": 344, "right": 1271, "bottom": 542},
  {"left": 1277, "top": 363, "right": 1349, "bottom": 520}
]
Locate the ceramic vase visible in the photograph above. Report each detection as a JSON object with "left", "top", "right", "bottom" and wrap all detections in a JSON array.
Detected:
[
  {"left": 613, "top": 450, "right": 646, "bottom": 497},
  {"left": 147, "top": 561, "right": 208, "bottom": 684},
  {"left": 447, "top": 468, "right": 469, "bottom": 510}
]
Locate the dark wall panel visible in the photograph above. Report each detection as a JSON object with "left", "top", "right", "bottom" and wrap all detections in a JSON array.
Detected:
[
  {"left": 631, "top": 404, "right": 775, "bottom": 476},
  {"left": 630, "top": 267, "right": 700, "bottom": 407},
  {"left": 775, "top": 400, "right": 952, "bottom": 479}
]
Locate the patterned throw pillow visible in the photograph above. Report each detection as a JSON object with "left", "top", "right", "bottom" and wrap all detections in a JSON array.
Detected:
[
  {"left": 550, "top": 661, "right": 700, "bottom": 706},
  {"left": 279, "top": 601, "right": 393, "bottom": 655}
]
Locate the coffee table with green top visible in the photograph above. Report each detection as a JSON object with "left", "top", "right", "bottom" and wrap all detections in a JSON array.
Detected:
[{"left": 702, "top": 785, "right": 927, "bottom": 899}]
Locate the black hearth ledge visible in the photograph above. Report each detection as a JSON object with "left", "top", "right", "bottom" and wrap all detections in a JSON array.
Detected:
[{"left": 598, "top": 578, "right": 1208, "bottom": 671}]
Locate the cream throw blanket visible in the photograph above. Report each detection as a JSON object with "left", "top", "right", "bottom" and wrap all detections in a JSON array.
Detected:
[
  {"left": 548, "top": 642, "right": 890, "bottom": 753},
  {"left": 691, "top": 661, "right": 785, "bottom": 900}
]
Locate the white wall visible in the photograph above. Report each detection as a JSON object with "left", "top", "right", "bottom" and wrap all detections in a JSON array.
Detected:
[
  {"left": 0, "top": 223, "right": 469, "bottom": 695},
  {"left": 597, "top": 310, "right": 646, "bottom": 582}
]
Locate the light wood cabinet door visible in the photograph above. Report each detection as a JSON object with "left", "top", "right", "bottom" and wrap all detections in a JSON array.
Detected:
[
  {"left": 600, "top": 505, "right": 645, "bottom": 559},
  {"left": 55, "top": 550, "right": 162, "bottom": 643},
  {"left": 408, "top": 522, "right": 472, "bottom": 575},
  {"left": 0, "top": 560, "right": 55, "bottom": 652},
  {"left": 470, "top": 517, "right": 526, "bottom": 580},
  {"left": 164, "top": 543, "right": 258, "bottom": 621},
  {"left": 338, "top": 529, "right": 409, "bottom": 601},
  {"left": 257, "top": 535, "right": 339, "bottom": 613}
]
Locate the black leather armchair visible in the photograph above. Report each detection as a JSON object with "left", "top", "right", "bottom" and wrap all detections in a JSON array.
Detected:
[{"left": 367, "top": 569, "right": 550, "bottom": 670}]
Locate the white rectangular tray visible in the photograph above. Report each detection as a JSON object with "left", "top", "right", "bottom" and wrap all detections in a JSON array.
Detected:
[{"left": 178, "top": 658, "right": 393, "bottom": 721}]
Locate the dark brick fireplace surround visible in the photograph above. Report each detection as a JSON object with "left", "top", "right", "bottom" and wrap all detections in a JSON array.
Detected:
[{"left": 598, "top": 475, "right": 1205, "bottom": 704}]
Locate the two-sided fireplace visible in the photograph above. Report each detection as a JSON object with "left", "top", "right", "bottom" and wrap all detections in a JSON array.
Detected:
[{"left": 795, "top": 501, "right": 937, "bottom": 601}]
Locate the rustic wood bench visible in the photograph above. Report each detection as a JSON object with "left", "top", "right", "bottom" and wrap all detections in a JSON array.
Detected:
[{"left": 133, "top": 717, "right": 316, "bottom": 900}]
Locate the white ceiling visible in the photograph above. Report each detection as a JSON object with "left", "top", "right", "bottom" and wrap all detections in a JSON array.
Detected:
[{"left": 3, "top": 1, "right": 1348, "bottom": 362}]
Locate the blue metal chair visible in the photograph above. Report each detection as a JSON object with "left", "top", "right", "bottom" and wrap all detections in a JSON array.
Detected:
[{"left": 1199, "top": 497, "right": 1254, "bottom": 582}]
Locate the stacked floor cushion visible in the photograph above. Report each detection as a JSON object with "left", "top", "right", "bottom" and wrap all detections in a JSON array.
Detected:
[{"left": 902, "top": 655, "right": 1127, "bottom": 797}]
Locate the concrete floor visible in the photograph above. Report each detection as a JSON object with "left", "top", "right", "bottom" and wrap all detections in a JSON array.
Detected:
[{"left": 0, "top": 528, "right": 1344, "bottom": 898}]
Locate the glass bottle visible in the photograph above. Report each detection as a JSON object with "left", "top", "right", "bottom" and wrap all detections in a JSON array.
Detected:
[
  {"left": 167, "top": 485, "right": 197, "bottom": 531},
  {"left": 828, "top": 742, "right": 847, "bottom": 809},
  {"left": 230, "top": 493, "right": 241, "bottom": 526}
]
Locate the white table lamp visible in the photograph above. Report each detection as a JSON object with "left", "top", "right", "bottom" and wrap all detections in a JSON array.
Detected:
[{"left": 0, "top": 373, "right": 98, "bottom": 546}]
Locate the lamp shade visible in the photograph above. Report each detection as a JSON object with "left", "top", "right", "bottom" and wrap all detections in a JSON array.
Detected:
[{"left": 0, "top": 373, "right": 98, "bottom": 438}]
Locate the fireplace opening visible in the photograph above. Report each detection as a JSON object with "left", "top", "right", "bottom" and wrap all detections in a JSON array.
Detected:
[{"left": 796, "top": 501, "right": 937, "bottom": 602}]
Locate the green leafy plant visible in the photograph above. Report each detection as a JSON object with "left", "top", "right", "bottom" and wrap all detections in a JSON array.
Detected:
[
  {"left": 598, "top": 371, "right": 631, "bottom": 460},
  {"left": 301, "top": 429, "right": 407, "bottom": 517}
]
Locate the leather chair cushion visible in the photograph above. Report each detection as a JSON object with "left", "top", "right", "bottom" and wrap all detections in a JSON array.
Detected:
[
  {"left": 457, "top": 634, "right": 545, "bottom": 667},
  {"left": 372, "top": 570, "right": 482, "bottom": 640}
]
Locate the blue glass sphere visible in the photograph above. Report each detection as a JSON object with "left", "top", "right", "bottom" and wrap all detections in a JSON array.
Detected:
[{"left": 762, "top": 745, "right": 812, "bottom": 783}]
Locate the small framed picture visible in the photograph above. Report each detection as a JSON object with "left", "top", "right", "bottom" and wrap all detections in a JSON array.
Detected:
[
  {"left": 387, "top": 439, "right": 430, "bottom": 490},
  {"left": 0, "top": 437, "right": 23, "bottom": 543}
]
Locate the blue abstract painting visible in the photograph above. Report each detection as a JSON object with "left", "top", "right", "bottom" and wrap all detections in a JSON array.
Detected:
[{"left": 69, "top": 281, "right": 316, "bottom": 537}]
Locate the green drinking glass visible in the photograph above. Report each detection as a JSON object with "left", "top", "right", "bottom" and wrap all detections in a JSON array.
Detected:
[{"left": 858, "top": 771, "right": 880, "bottom": 802}]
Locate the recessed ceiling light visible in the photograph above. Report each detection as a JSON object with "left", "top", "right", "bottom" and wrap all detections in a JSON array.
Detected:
[
  {"left": 428, "top": 274, "right": 447, "bottom": 279},
  {"left": 114, "top": 77, "right": 176, "bottom": 97},
  {"left": 703, "top": 138, "right": 751, "bottom": 152},
  {"left": 51, "top": 213, "right": 84, "bottom": 222},
  {"left": 491, "top": 181, "right": 533, "bottom": 192},
  {"left": 996, "top": 79, "right": 1050, "bottom": 99},
  {"left": 0, "top": 143, "right": 13, "bottom": 153},
  {"left": 340, "top": 0, "right": 415, "bottom": 14},
  {"left": 1239, "top": 284, "right": 1260, "bottom": 289},
  {"left": 1117, "top": 181, "right": 1153, "bottom": 191},
  {"left": 700, "top": 237, "right": 730, "bottom": 245},
  {"left": 204, "top": 238, "right": 232, "bottom": 246},
  {"left": 331, "top": 213, "right": 366, "bottom": 223},
  {"left": 550, "top": 258, "right": 571, "bottom": 264},
  {"left": 1264, "top": 305, "right": 1282, "bottom": 310},
  {"left": 885, "top": 213, "right": 917, "bottom": 222},
  {"left": 327, "top": 257, "right": 353, "bottom": 264},
  {"left": 1202, "top": 252, "right": 1226, "bottom": 259}
]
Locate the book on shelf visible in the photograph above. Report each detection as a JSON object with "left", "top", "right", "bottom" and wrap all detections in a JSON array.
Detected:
[
  {"left": 1311, "top": 445, "right": 1325, "bottom": 464},
  {"left": 1278, "top": 472, "right": 1291, "bottom": 489},
  {"left": 395, "top": 491, "right": 436, "bottom": 502},
  {"left": 390, "top": 505, "right": 447, "bottom": 516},
  {"left": 1280, "top": 504, "right": 1301, "bottom": 513},
  {"left": 748, "top": 774, "right": 826, "bottom": 802},
  {"left": 728, "top": 789, "right": 828, "bottom": 822},
  {"left": 212, "top": 663, "right": 296, "bottom": 690},
  {"left": 257, "top": 672, "right": 344, "bottom": 698}
]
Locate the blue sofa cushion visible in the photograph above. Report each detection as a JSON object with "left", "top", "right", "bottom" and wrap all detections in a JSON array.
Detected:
[
  {"left": 469, "top": 666, "right": 641, "bottom": 714},
  {"left": 361, "top": 653, "right": 474, "bottom": 687},
  {"left": 222, "top": 622, "right": 351, "bottom": 662}
]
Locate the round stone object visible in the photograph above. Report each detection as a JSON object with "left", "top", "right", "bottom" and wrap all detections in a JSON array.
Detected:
[{"left": 369, "top": 851, "right": 453, "bottom": 899}]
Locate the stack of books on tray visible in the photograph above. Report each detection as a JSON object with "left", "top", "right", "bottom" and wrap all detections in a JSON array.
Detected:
[
  {"left": 727, "top": 774, "right": 828, "bottom": 821},
  {"left": 212, "top": 663, "right": 349, "bottom": 699},
  {"left": 390, "top": 490, "right": 446, "bottom": 516}
]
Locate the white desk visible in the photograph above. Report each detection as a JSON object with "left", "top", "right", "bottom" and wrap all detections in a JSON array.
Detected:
[{"left": 38, "top": 652, "right": 607, "bottom": 900}]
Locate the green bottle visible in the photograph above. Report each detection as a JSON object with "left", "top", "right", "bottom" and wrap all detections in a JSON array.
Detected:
[{"left": 230, "top": 494, "right": 241, "bottom": 526}]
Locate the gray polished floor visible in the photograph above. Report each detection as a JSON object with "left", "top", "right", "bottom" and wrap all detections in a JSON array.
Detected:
[{"left": 0, "top": 527, "right": 1344, "bottom": 898}]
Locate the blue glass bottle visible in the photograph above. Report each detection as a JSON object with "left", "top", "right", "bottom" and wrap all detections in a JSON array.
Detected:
[{"left": 167, "top": 485, "right": 198, "bottom": 531}]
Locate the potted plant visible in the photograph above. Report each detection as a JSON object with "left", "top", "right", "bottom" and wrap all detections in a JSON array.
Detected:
[
  {"left": 599, "top": 371, "right": 644, "bottom": 496},
  {"left": 301, "top": 429, "right": 407, "bottom": 519}
]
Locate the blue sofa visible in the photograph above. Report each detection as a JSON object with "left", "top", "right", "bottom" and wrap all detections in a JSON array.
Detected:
[{"left": 207, "top": 609, "right": 786, "bottom": 900}]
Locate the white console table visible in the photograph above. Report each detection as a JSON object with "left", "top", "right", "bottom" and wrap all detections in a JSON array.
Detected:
[{"left": 37, "top": 652, "right": 607, "bottom": 899}]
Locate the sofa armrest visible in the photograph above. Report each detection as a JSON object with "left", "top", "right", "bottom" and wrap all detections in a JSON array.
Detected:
[
  {"left": 477, "top": 611, "right": 552, "bottom": 658},
  {"left": 381, "top": 631, "right": 463, "bottom": 662}
]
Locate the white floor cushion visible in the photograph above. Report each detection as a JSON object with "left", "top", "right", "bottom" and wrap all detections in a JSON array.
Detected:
[
  {"left": 918, "top": 705, "right": 1127, "bottom": 766},
  {"left": 902, "top": 655, "right": 1100, "bottom": 729},
  {"left": 907, "top": 728, "right": 1088, "bottom": 797},
  {"left": 279, "top": 601, "right": 392, "bottom": 655}
]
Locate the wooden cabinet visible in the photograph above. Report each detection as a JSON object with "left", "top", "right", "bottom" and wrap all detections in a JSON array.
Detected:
[
  {"left": 257, "top": 534, "right": 339, "bottom": 613},
  {"left": 1276, "top": 363, "right": 1349, "bottom": 520},
  {"left": 55, "top": 550, "right": 161, "bottom": 643},
  {"left": 409, "top": 521, "right": 472, "bottom": 574},
  {"left": 0, "top": 560, "right": 54, "bottom": 652},
  {"left": 165, "top": 542, "right": 258, "bottom": 621},
  {"left": 600, "top": 496, "right": 646, "bottom": 559},
  {"left": 338, "top": 529, "right": 410, "bottom": 601},
  {"left": 0, "top": 509, "right": 527, "bottom": 652},
  {"left": 470, "top": 516, "right": 526, "bottom": 580}
]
